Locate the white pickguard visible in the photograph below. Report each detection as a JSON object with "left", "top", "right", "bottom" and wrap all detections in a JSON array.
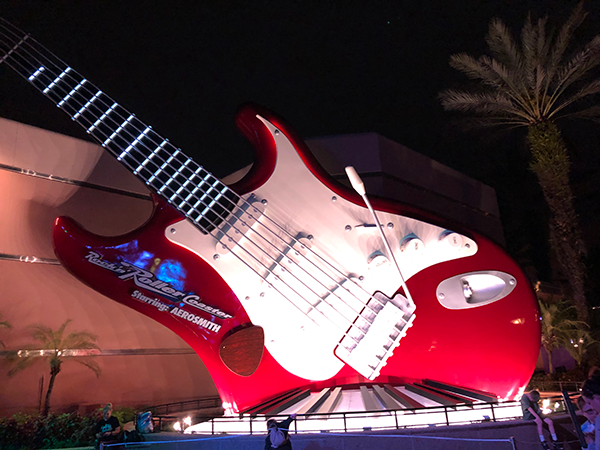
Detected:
[{"left": 165, "top": 115, "right": 477, "bottom": 381}]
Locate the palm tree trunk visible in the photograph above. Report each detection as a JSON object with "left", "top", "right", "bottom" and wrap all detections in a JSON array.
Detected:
[
  {"left": 527, "top": 122, "right": 588, "bottom": 323},
  {"left": 43, "top": 359, "right": 61, "bottom": 416}
]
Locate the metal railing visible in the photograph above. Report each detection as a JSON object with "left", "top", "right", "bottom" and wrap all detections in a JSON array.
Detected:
[
  {"left": 154, "top": 390, "right": 581, "bottom": 435},
  {"left": 526, "top": 380, "right": 584, "bottom": 393},
  {"left": 182, "top": 400, "right": 532, "bottom": 435},
  {"left": 151, "top": 396, "right": 222, "bottom": 416}
]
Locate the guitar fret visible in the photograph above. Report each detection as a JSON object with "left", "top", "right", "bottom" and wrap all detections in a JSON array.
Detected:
[
  {"left": 177, "top": 194, "right": 206, "bottom": 217},
  {"left": 58, "top": 78, "right": 87, "bottom": 107},
  {"left": 102, "top": 114, "right": 135, "bottom": 147},
  {"left": 157, "top": 153, "right": 185, "bottom": 194},
  {"left": 0, "top": 34, "right": 28, "bottom": 65},
  {"left": 200, "top": 185, "right": 229, "bottom": 216},
  {"left": 166, "top": 160, "right": 193, "bottom": 200},
  {"left": 87, "top": 102, "right": 117, "bottom": 133},
  {"left": 58, "top": 78, "right": 87, "bottom": 108},
  {"left": 179, "top": 203, "right": 196, "bottom": 217},
  {"left": 149, "top": 149, "right": 180, "bottom": 185},
  {"left": 176, "top": 167, "right": 203, "bottom": 207},
  {"left": 188, "top": 174, "right": 216, "bottom": 209},
  {"left": 73, "top": 90, "right": 102, "bottom": 119},
  {"left": 0, "top": 21, "right": 444, "bottom": 389},
  {"left": 193, "top": 178, "right": 222, "bottom": 212},
  {"left": 186, "top": 175, "right": 212, "bottom": 204},
  {"left": 42, "top": 67, "right": 71, "bottom": 94},
  {"left": 0, "top": 21, "right": 241, "bottom": 235},
  {"left": 28, "top": 66, "right": 45, "bottom": 81},
  {"left": 118, "top": 126, "right": 151, "bottom": 161},
  {"left": 136, "top": 139, "right": 168, "bottom": 176},
  {"left": 158, "top": 176, "right": 175, "bottom": 193}
]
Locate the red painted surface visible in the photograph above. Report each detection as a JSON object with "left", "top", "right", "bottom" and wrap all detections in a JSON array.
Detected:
[{"left": 53, "top": 104, "right": 540, "bottom": 412}]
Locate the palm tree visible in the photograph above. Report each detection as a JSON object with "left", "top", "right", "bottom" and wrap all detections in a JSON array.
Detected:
[
  {"left": 539, "top": 299, "right": 588, "bottom": 374},
  {"left": 439, "top": 2, "right": 600, "bottom": 323},
  {"left": 563, "top": 327, "right": 597, "bottom": 369},
  {"left": 7, "top": 319, "right": 101, "bottom": 416},
  {"left": 0, "top": 314, "right": 12, "bottom": 348}
]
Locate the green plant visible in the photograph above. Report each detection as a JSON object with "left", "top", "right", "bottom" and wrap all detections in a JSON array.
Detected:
[
  {"left": 0, "top": 412, "right": 97, "bottom": 450},
  {"left": 563, "top": 327, "right": 598, "bottom": 369},
  {"left": 439, "top": 2, "right": 600, "bottom": 323},
  {"left": 539, "top": 299, "right": 590, "bottom": 373},
  {"left": 112, "top": 406, "right": 137, "bottom": 425},
  {"left": 7, "top": 319, "right": 101, "bottom": 416}
]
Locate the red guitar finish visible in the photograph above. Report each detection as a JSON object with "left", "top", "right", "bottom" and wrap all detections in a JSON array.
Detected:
[
  {"left": 53, "top": 105, "right": 540, "bottom": 412},
  {"left": 0, "top": 20, "right": 540, "bottom": 413}
]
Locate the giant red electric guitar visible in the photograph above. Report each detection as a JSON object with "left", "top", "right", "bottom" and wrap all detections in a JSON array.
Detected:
[{"left": 0, "top": 19, "right": 540, "bottom": 412}]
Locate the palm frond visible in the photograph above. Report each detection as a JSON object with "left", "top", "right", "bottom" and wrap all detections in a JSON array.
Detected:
[
  {"left": 553, "top": 36, "right": 600, "bottom": 89},
  {"left": 439, "top": 89, "right": 532, "bottom": 123},
  {"left": 28, "top": 324, "right": 55, "bottom": 347},
  {"left": 62, "top": 330, "right": 99, "bottom": 347},
  {"left": 486, "top": 18, "right": 522, "bottom": 70},
  {"left": 9, "top": 319, "right": 100, "bottom": 376},
  {"left": 521, "top": 14, "right": 538, "bottom": 89},
  {"left": 0, "top": 315, "right": 12, "bottom": 348},
  {"left": 55, "top": 319, "right": 73, "bottom": 338},
  {"left": 73, "top": 358, "right": 102, "bottom": 377},
  {"left": 548, "top": 2, "right": 586, "bottom": 73},
  {"left": 535, "top": 17, "right": 550, "bottom": 65},
  {"left": 445, "top": 116, "right": 527, "bottom": 133},
  {"left": 460, "top": 118, "right": 527, "bottom": 129},
  {"left": 449, "top": 53, "right": 509, "bottom": 89},
  {"left": 481, "top": 55, "right": 536, "bottom": 114},
  {"left": 444, "top": 2, "right": 600, "bottom": 127},
  {"left": 552, "top": 79, "right": 600, "bottom": 116},
  {"left": 449, "top": 53, "right": 492, "bottom": 80},
  {"left": 7, "top": 356, "right": 40, "bottom": 377},
  {"left": 449, "top": 52, "right": 538, "bottom": 117},
  {"left": 559, "top": 104, "right": 600, "bottom": 120},
  {"left": 545, "top": 36, "right": 600, "bottom": 117}
]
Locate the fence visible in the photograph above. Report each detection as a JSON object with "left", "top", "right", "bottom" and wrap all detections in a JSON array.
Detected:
[
  {"left": 526, "top": 380, "right": 584, "bottom": 393},
  {"left": 151, "top": 397, "right": 222, "bottom": 416},
  {"left": 182, "top": 399, "right": 528, "bottom": 435}
]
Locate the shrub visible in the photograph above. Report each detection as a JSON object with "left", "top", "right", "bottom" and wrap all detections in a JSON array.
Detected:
[
  {"left": 0, "top": 412, "right": 97, "bottom": 449},
  {"left": 112, "top": 407, "right": 137, "bottom": 425}
]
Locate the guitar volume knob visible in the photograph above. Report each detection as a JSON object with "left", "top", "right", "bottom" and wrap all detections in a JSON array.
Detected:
[
  {"left": 439, "top": 230, "right": 463, "bottom": 248},
  {"left": 400, "top": 233, "right": 425, "bottom": 254}
]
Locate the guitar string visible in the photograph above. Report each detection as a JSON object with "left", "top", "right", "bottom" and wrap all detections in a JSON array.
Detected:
[
  {"left": 0, "top": 24, "right": 412, "bottom": 355},
  {"left": 0, "top": 28, "right": 416, "bottom": 372},
  {"left": 0, "top": 24, "right": 382, "bottom": 327},
  {"left": 0, "top": 30, "right": 377, "bottom": 348},
  {"left": 0, "top": 23, "right": 406, "bottom": 337},
  {"left": 0, "top": 24, "right": 412, "bottom": 351}
]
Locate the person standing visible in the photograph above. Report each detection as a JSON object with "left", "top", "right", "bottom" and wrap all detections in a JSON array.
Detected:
[{"left": 265, "top": 414, "right": 296, "bottom": 450}]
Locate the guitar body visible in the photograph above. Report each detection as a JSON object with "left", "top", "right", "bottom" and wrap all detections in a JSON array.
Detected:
[
  {"left": 53, "top": 104, "right": 540, "bottom": 411},
  {"left": 0, "top": 18, "right": 539, "bottom": 411}
]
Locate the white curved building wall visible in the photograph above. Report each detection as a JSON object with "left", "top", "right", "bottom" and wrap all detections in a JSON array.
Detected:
[{"left": 0, "top": 117, "right": 218, "bottom": 416}]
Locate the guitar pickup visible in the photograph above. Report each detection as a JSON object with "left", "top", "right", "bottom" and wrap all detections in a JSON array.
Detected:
[
  {"left": 215, "top": 197, "right": 264, "bottom": 255},
  {"left": 335, "top": 292, "right": 416, "bottom": 380}
]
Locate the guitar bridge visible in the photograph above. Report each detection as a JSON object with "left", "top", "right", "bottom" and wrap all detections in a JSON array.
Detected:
[{"left": 335, "top": 292, "right": 416, "bottom": 380}]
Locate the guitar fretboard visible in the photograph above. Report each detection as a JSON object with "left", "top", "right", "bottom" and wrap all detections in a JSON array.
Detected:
[{"left": 0, "top": 19, "right": 238, "bottom": 234}]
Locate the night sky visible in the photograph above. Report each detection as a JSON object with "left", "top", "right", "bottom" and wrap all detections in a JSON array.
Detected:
[{"left": 1, "top": 1, "right": 599, "bottom": 288}]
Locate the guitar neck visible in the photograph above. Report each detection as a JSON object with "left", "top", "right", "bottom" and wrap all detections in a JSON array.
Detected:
[{"left": 0, "top": 18, "right": 238, "bottom": 233}]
